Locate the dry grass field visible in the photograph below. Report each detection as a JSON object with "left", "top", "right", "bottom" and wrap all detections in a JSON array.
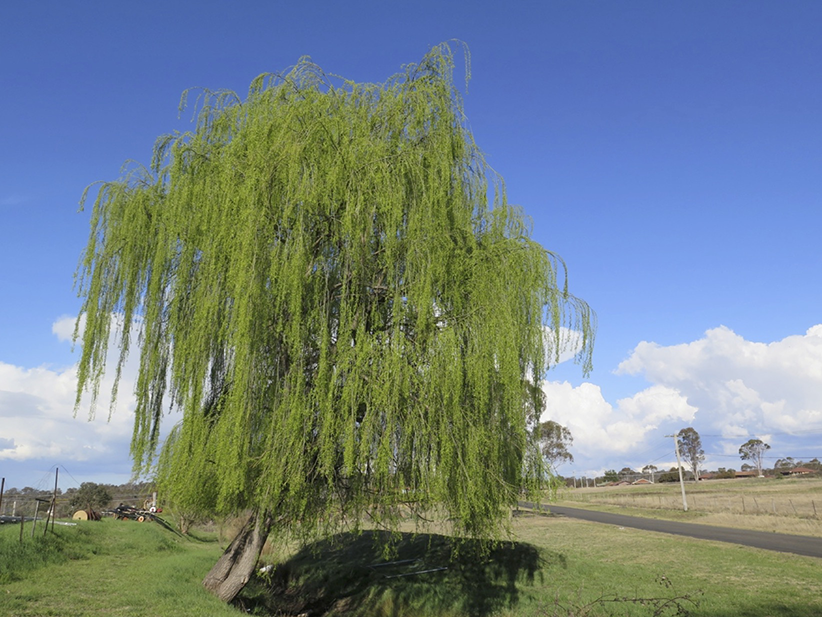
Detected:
[{"left": 555, "top": 476, "right": 822, "bottom": 537}]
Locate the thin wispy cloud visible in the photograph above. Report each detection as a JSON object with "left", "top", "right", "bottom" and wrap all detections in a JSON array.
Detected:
[{"left": 0, "top": 194, "right": 31, "bottom": 207}]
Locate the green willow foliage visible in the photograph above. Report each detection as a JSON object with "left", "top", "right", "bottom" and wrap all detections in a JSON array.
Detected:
[{"left": 75, "top": 44, "right": 594, "bottom": 542}]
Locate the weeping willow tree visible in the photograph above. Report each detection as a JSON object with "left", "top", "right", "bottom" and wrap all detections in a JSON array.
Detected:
[{"left": 75, "top": 43, "right": 594, "bottom": 602}]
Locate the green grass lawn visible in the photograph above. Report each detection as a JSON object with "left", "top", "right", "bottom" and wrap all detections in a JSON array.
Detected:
[
  {"left": 2, "top": 510, "right": 821, "bottom": 616},
  {"left": 510, "top": 512, "right": 822, "bottom": 617},
  {"left": 243, "top": 512, "right": 822, "bottom": 616},
  {"left": 0, "top": 518, "right": 239, "bottom": 617}
]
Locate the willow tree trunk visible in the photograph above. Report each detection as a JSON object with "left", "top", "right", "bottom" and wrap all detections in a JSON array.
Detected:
[{"left": 203, "top": 510, "right": 272, "bottom": 602}]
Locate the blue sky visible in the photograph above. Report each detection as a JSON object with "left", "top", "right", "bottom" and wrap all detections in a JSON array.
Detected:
[{"left": 2, "top": 1, "right": 821, "bottom": 491}]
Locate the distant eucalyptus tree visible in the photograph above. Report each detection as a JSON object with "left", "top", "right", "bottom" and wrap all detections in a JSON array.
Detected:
[
  {"left": 538, "top": 420, "right": 574, "bottom": 471},
  {"left": 641, "top": 464, "right": 658, "bottom": 482},
  {"left": 774, "top": 456, "right": 795, "bottom": 471},
  {"left": 74, "top": 44, "right": 594, "bottom": 602},
  {"left": 678, "top": 427, "right": 705, "bottom": 481},
  {"left": 739, "top": 439, "right": 771, "bottom": 477}
]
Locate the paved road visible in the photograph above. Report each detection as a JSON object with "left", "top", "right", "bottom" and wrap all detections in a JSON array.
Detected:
[{"left": 519, "top": 502, "right": 822, "bottom": 560}]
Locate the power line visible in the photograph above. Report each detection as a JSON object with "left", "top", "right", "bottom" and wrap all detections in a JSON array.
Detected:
[
  {"left": 57, "top": 465, "right": 83, "bottom": 489},
  {"left": 711, "top": 453, "right": 822, "bottom": 460},
  {"left": 640, "top": 451, "right": 675, "bottom": 468},
  {"left": 698, "top": 430, "right": 822, "bottom": 438}
]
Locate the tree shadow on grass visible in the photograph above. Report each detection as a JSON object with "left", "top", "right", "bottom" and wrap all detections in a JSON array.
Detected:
[{"left": 238, "top": 529, "right": 566, "bottom": 616}]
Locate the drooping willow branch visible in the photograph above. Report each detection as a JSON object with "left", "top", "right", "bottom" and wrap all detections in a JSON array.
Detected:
[{"left": 74, "top": 42, "right": 595, "bottom": 543}]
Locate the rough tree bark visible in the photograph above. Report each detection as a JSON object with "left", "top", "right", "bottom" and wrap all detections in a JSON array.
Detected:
[{"left": 203, "top": 510, "right": 273, "bottom": 602}]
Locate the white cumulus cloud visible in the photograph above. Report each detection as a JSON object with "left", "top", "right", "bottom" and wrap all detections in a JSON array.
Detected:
[
  {"left": 0, "top": 359, "right": 134, "bottom": 463},
  {"left": 0, "top": 314, "right": 148, "bottom": 486},
  {"left": 539, "top": 381, "right": 696, "bottom": 461},
  {"left": 616, "top": 325, "right": 822, "bottom": 439},
  {"left": 539, "top": 325, "right": 822, "bottom": 476},
  {"left": 52, "top": 314, "right": 83, "bottom": 343},
  {"left": 544, "top": 326, "right": 587, "bottom": 366}
]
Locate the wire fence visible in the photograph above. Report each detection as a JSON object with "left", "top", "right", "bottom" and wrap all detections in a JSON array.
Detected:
[
  {"left": 566, "top": 486, "right": 822, "bottom": 519},
  {"left": 0, "top": 475, "right": 154, "bottom": 521}
]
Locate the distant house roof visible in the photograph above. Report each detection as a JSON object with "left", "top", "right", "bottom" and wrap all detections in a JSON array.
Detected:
[
  {"left": 787, "top": 467, "right": 816, "bottom": 475},
  {"left": 734, "top": 470, "right": 758, "bottom": 478},
  {"left": 632, "top": 478, "right": 652, "bottom": 485},
  {"left": 699, "top": 473, "right": 715, "bottom": 480}
]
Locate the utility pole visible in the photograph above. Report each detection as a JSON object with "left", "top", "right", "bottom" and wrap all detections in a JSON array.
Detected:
[
  {"left": 44, "top": 467, "right": 59, "bottom": 536},
  {"left": 667, "top": 434, "right": 688, "bottom": 512},
  {"left": 51, "top": 467, "right": 59, "bottom": 533}
]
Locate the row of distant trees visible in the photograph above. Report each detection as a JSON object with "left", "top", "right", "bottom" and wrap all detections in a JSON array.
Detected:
[
  {"left": 649, "top": 459, "right": 821, "bottom": 483},
  {"left": 575, "top": 457, "right": 822, "bottom": 487},
  {"left": 674, "top": 428, "right": 806, "bottom": 480},
  {"left": 550, "top": 426, "right": 820, "bottom": 486}
]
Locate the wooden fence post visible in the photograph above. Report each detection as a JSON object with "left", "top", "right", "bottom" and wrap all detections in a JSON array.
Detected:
[
  {"left": 31, "top": 500, "right": 41, "bottom": 538},
  {"left": 50, "top": 467, "right": 59, "bottom": 534}
]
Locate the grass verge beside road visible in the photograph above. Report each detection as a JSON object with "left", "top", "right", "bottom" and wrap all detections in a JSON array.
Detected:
[
  {"left": 510, "top": 511, "right": 822, "bottom": 616},
  {"left": 552, "top": 476, "right": 822, "bottom": 538}
]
